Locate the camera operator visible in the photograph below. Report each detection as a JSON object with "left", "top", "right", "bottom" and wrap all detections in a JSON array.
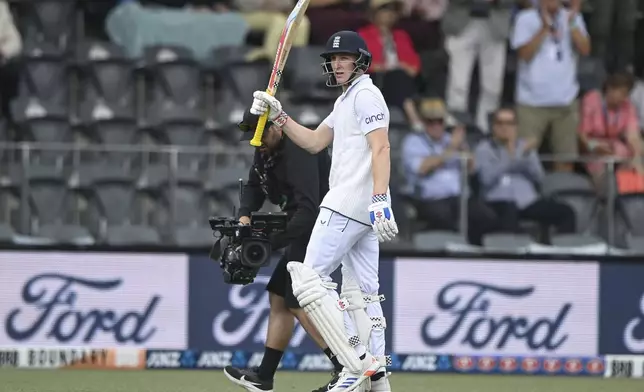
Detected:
[{"left": 224, "top": 110, "right": 343, "bottom": 392}]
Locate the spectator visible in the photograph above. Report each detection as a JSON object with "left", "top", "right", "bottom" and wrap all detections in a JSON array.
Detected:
[
  {"left": 475, "top": 107, "right": 576, "bottom": 236},
  {"left": 631, "top": 73, "right": 644, "bottom": 133},
  {"left": 400, "top": 98, "right": 498, "bottom": 245},
  {"left": 585, "top": 0, "right": 637, "bottom": 72},
  {"left": 236, "top": 0, "right": 311, "bottom": 62},
  {"left": 306, "top": 0, "right": 368, "bottom": 45},
  {"left": 511, "top": 0, "right": 590, "bottom": 173},
  {"left": 401, "top": 0, "right": 446, "bottom": 21},
  {"left": 0, "top": 1, "right": 22, "bottom": 120},
  {"left": 442, "top": 0, "right": 515, "bottom": 133},
  {"left": 578, "top": 72, "right": 643, "bottom": 187},
  {"left": 358, "top": 0, "right": 423, "bottom": 129}
]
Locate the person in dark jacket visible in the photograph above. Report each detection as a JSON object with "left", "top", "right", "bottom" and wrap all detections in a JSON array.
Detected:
[{"left": 223, "top": 110, "right": 343, "bottom": 392}]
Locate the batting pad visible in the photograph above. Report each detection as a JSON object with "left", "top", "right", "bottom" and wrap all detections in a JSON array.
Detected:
[
  {"left": 341, "top": 269, "right": 387, "bottom": 359},
  {"left": 287, "top": 262, "right": 363, "bottom": 373}
]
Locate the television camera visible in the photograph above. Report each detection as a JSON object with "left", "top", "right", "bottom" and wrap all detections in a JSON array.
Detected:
[{"left": 209, "top": 212, "right": 288, "bottom": 285}]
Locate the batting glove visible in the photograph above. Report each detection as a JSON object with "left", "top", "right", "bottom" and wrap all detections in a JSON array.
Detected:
[
  {"left": 368, "top": 194, "right": 398, "bottom": 242},
  {"left": 251, "top": 91, "right": 289, "bottom": 127}
]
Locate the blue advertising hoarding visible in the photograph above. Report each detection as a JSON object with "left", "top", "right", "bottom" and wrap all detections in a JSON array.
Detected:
[
  {"left": 599, "top": 263, "right": 644, "bottom": 355},
  {"left": 187, "top": 254, "right": 395, "bottom": 353}
]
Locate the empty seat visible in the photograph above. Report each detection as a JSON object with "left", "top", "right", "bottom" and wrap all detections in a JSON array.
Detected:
[
  {"left": 159, "top": 175, "right": 212, "bottom": 246},
  {"left": 147, "top": 101, "right": 204, "bottom": 146},
  {"left": 88, "top": 167, "right": 160, "bottom": 245},
  {"left": 483, "top": 233, "right": 535, "bottom": 252},
  {"left": 77, "top": 40, "right": 134, "bottom": 109},
  {"left": 540, "top": 172, "right": 595, "bottom": 196},
  {"left": 618, "top": 193, "right": 644, "bottom": 235},
  {"left": 627, "top": 235, "right": 644, "bottom": 253},
  {"left": 79, "top": 100, "right": 139, "bottom": 164},
  {"left": 20, "top": 0, "right": 76, "bottom": 51},
  {"left": 27, "top": 164, "right": 94, "bottom": 245},
  {"left": 18, "top": 42, "right": 68, "bottom": 105},
  {"left": 144, "top": 45, "right": 202, "bottom": 106},
  {"left": 552, "top": 190, "right": 600, "bottom": 234},
  {"left": 413, "top": 231, "right": 467, "bottom": 251},
  {"left": 209, "top": 45, "right": 252, "bottom": 70},
  {"left": 550, "top": 233, "right": 606, "bottom": 247},
  {"left": 286, "top": 46, "right": 336, "bottom": 102},
  {"left": 223, "top": 62, "right": 271, "bottom": 103}
]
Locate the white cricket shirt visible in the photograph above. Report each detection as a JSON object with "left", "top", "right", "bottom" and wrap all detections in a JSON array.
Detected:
[{"left": 320, "top": 75, "right": 391, "bottom": 226}]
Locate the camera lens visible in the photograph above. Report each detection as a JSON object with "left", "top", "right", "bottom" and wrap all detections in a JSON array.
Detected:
[{"left": 241, "top": 240, "right": 269, "bottom": 268}]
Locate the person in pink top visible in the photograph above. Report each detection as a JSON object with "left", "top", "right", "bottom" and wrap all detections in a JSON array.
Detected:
[{"left": 578, "top": 72, "right": 644, "bottom": 185}]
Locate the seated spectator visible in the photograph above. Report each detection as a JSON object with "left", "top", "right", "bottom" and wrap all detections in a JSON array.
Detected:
[
  {"left": 475, "top": 107, "right": 576, "bottom": 236},
  {"left": 511, "top": 0, "right": 590, "bottom": 172},
  {"left": 236, "top": 0, "right": 311, "bottom": 62},
  {"left": 0, "top": 1, "right": 21, "bottom": 121},
  {"left": 359, "top": 0, "right": 422, "bottom": 129},
  {"left": 306, "top": 0, "right": 368, "bottom": 45},
  {"left": 401, "top": 98, "right": 498, "bottom": 245},
  {"left": 579, "top": 72, "right": 643, "bottom": 187},
  {"left": 443, "top": 0, "right": 514, "bottom": 133},
  {"left": 631, "top": 72, "right": 644, "bottom": 134}
]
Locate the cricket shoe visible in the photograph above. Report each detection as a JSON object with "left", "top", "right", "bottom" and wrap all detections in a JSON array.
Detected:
[
  {"left": 328, "top": 353, "right": 380, "bottom": 392},
  {"left": 223, "top": 366, "right": 273, "bottom": 392},
  {"left": 368, "top": 369, "right": 391, "bottom": 392}
]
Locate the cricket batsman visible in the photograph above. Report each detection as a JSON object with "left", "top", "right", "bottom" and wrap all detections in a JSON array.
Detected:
[{"left": 250, "top": 30, "right": 398, "bottom": 392}]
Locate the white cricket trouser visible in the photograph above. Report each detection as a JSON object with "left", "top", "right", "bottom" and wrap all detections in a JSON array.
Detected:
[
  {"left": 303, "top": 207, "right": 385, "bottom": 358},
  {"left": 445, "top": 19, "right": 506, "bottom": 133}
]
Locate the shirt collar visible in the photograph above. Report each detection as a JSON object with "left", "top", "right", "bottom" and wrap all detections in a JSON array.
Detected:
[{"left": 340, "top": 75, "right": 371, "bottom": 101}]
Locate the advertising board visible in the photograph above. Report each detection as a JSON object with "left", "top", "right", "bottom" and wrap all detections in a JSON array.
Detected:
[
  {"left": 0, "top": 251, "right": 188, "bottom": 349},
  {"left": 393, "top": 258, "right": 600, "bottom": 357}
]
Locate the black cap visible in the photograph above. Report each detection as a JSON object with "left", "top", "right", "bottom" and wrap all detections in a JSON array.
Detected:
[{"left": 238, "top": 109, "right": 273, "bottom": 142}]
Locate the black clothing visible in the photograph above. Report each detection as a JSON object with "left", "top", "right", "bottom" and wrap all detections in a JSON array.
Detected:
[
  {"left": 487, "top": 199, "right": 576, "bottom": 234},
  {"left": 238, "top": 136, "right": 331, "bottom": 308}
]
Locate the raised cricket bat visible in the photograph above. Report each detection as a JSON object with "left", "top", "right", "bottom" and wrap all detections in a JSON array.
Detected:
[{"left": 249, "top": 0, "right": 311, "bottom": 146}]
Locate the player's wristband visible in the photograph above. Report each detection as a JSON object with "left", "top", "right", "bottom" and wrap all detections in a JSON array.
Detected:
[
  {"left": 372, "top": 194, "right": 387, "bottom": 203},
  {"left": 274, "top": 111, "right": 289, "bottom": 127}
]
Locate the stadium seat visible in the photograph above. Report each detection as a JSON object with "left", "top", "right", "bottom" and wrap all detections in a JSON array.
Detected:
[
  {"left": 204, "top": 164, "right": 248, "bottom": 212},
  {"left": 77, "top": 40, "right": 135, "bottom": 109},
  {"left": 18, "top": 42, "right": 69, "bottom": 106},
  {"left": 540, "top": 172, "right": 595, "bottom": 195},
  {"left": 627, "top": 235, "right": 644, "bottom": 253},
  {"left": 550, "top": 233, "right": 606, "bottom": 247},
  {"left": 26, "top": 164, "right": 94, "bottom": 245},
  {"left": 223, "top": 61, "right": 271, "bottom": 104},
  {"left": 285, "top": 46, "right": 337, "bottom": 102},
  {"left": 482, "top": 233, "right": 535, "bottom": 252},
  {"left": 209, "top": 46, "right": 252, "bottom": 70},
  {"left": 412, "top": 231, "right": 467, "bottom": 251},
  {"left": 143, "top": 45, "right": 202, "bottom": 106},
  {"left": 147, "top": 101, "right": 204, "bottom": 146},
  {"left": 158, "top": 172, "right": 213, "bottom": 247},
  {"left": 87, "top": 167, "right": 160, "bottom": 245},
  {"left": 19, "top": 0, "right": 76, "bottom": 51},
  {"left": 617, "top": 193, "right": 644, "bottom": 235}
]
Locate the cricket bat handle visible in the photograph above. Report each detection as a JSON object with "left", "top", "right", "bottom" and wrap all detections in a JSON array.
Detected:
[{"left": 250, "top": 89, "right": 273, "bottom": 147}]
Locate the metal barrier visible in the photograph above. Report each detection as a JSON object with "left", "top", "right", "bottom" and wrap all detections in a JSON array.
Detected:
[{"left": 0, "top": 142, "right": 635, "bottom": 249}]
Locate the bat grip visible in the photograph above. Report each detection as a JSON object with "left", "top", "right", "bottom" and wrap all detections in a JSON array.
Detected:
[{"left": 250, "top": 112, "right": 268, "bottom": 147}]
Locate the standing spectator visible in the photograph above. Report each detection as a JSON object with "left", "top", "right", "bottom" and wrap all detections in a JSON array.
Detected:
[
  {"left": 585, "top": 0, "right": 638, "bottom": 72},
  {"left": 400, "top": 98, "right": 498, "bottom": 245},
  {"left": 306, "top": 0, "right": 368, "bottom": 45},
  {"left": 442, "top": 0, "right": 515, "bottom": 133},
  {"left": 236, "top": 0, "right": 311, "bottom": 62},
  {"left": 359, "top": 0, "right": 423, "bottom": 129},
  {"left": 578, "top": 72, "right": 643, "bottom": 187},
  {"left": 401, "top": 0, "right": 446, "bottom": 21},
  {"left": 475, "top": 107, "right": 576, "bottom": 236},
  {"left": 511, "top": 0, "right": 590, "bottom": 173},
  {"left": 0, "top": 1, "right": 21, "bottom": 121}
]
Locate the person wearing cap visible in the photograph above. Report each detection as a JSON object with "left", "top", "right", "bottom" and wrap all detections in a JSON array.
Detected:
[
  {"left": 224, "top": 110, "right": 340, "bottom": 392},
  {"left": 358, "top": 0, "right": 424, "bottom": 130},
  {"left": 401, "top": 98, "right": 498, "bottom": 245}
]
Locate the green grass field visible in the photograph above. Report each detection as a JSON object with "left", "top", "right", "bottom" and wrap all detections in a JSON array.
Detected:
[{"left": 0, "top": 370, "right": 641, "bottom": 392}]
